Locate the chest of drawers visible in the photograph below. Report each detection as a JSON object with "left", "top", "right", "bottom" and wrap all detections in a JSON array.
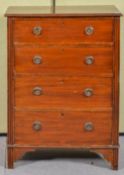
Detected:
[{"left": 5, "top": 6, "right": 121, "bottom": 169}]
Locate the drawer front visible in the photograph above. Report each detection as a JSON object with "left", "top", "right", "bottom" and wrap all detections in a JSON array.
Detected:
[
  {"left": 15, "top": 76, "right": 112, "bottom": 110},
  {"left": 13, "top": 18, "right": 113, "bottom": 44},
  {"left": 15, "top": 111, "right": 112, "bottom": 146},
  {"left": 15, "top": 47, "right": 113, "bottom": 76}
]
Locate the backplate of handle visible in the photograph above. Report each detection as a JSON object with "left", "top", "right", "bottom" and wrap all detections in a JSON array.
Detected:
[
  {"left": 33, "top": 56, "right": 42, "bottom": 64},
  {"left": 85, "top": 26, "right": 94, "bottom": 35},
  {"left": 32, "top": 121, "right": 42, "bottom": 131},
  {"left": 32, "top": 87, "right": 43, "bottom": 96},
  {"left": 84, "top": 122, "right": 94, "bottom": 131},
  {"left": 33, "top": 26, "right": 42, "bottom": 35},
  {"left": 83, "top": 88, "right": 93, "bottom": 97},
  {"left": 85, "top": 56, "right": 94, "bottom": 65}
]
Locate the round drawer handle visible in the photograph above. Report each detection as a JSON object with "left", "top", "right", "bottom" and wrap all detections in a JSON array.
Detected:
[
  {"left": 32, "top": 87, "right": 43, "bottom": 96},
  {"left": 85, "top": 56, "right": 94, "bottom": 65},
  {"left": 33, "top": 56, "right": 42, "bottom": 64},
  {"left": 84, "top": 122, "right": 94, "bottom": 131},
  {"left": 83, "top": 88, "right": 93, "bottom": 97},
  {"left": 85, "top": 26, "right": 94, "bottom": 36},
  {"left": 32, "top": 121, "right": 42, "bottom": 131},
  {"left": 33, "top": 26, "right": 42, "bottom": 35}
]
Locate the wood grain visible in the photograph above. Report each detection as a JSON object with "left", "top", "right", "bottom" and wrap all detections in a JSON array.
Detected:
[
  {"left": 14, "top": 111, "right": 112, "bottom": 146},
  {"left": 15, "top": 46, "right": 113, "bottom": 76},
  {"left": 7, "top": 18, "right": 15, "bottom": 169},
  {"left": 13, "top": 18, "right": 113, "bottom": 44},
  {"left": 15, "top": 76, "right": 112, "bottom": 110}
]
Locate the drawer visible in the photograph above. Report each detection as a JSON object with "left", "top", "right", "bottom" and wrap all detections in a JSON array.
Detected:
[
  {"left": 15, "top": 76, "right": 112, "bottom": 110},
  {"left": 15, "top": 111, "right": 112, "bottom": 146},
  {"left": 13, "top": 17, "right": 113, "bottom": 44},
  {"left": 15, "top": 46, "right": 113, "bottom": 77}
]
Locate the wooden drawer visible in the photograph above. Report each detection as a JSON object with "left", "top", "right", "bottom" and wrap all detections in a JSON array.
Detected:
[
  {"left": 15, "top": 46, "right": 113, "bottom": 77},
  {"left": 13, "top": 17, "right": 113, "bottom": 44},
  {"left": 15, "top": 111, "right": 112, "bottom": 146},
  {"left": 15, "top": 76, "right": 112, "bottom": 110}
]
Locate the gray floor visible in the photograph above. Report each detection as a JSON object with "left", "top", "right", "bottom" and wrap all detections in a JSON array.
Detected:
[{"left": 0, "top": 137, "right": 124, "bottom": 175}]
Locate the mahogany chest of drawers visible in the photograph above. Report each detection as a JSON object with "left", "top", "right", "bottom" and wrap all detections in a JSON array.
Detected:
[{"left": 5, "top": 6, "right": 121, "bottom": 169}]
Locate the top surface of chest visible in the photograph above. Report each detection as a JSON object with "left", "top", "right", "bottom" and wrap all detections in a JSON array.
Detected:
[{"left": 5, "top": 5, "right": 121, "bottom": 17}]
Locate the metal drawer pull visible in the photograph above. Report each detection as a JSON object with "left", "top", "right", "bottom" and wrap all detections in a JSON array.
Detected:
[
  {"left": 32, "top": 121, "right": 42, "bottom": 131},
  {"left": 32, "top": 87, "right": 43, "bottom": 96},
  {"left": 84, "top": 122, "right": 94, "bottom": 131},
  {"left": 83, "top": 88, "right": 93, "bottom": 97},
  {"left": 33, "top": 56, "right": 42, "bottom": 64},
  {"left": 33, "top": 26, "right": 42, "bottom": 35},
  {"left": 85, "top": 56, "right": 94, "bottom": 65},
  {"left": 85, "top": 26, "right": 94, "bottom": 35}
]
